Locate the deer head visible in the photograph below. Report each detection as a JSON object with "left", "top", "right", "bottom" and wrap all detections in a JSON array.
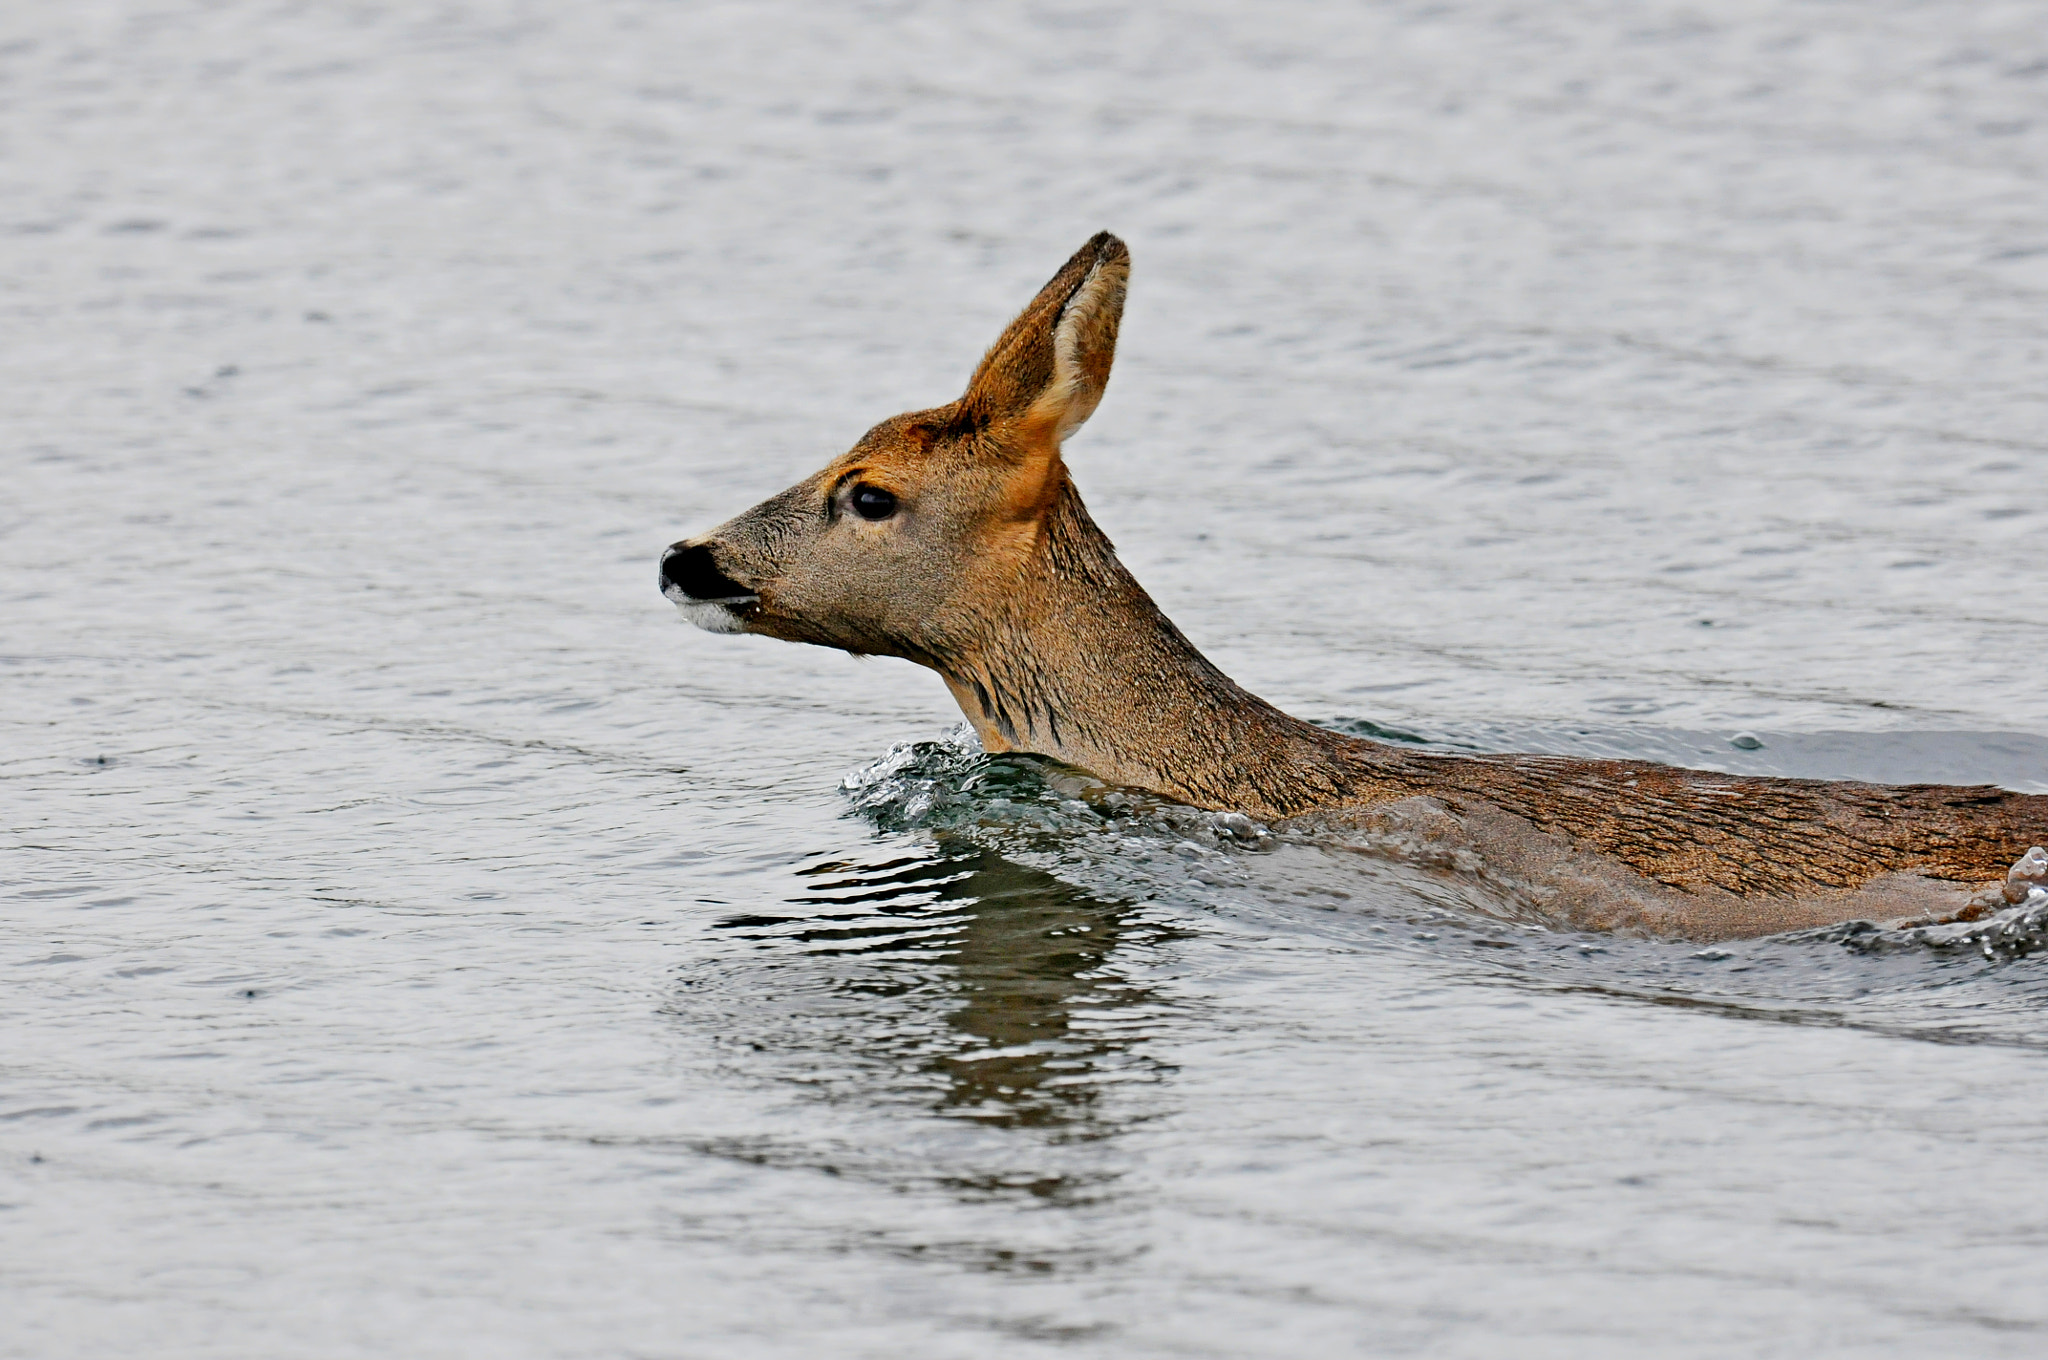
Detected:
[{"left": 660, "top": 232, "right": 1129, "bottom": 676}]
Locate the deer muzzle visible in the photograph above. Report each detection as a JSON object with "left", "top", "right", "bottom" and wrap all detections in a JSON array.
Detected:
[{"left": 660, "top": 541, "right": 761, "bottom": 633}]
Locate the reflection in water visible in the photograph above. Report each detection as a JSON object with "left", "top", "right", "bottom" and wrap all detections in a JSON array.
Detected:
[
  {"left": 701, "top": 841, "right": 1179, "bottom": 1174},
  {"left": 645, "top": 844, "right": 1184, "bottom": 1285}
]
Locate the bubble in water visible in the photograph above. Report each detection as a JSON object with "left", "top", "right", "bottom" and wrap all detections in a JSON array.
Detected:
[
  {"left": 1210, "top": 811, "right": 1266, "bottom": 842},
  {"left": 2002, "top": 845, "right": 2048, "bottom": 905}
]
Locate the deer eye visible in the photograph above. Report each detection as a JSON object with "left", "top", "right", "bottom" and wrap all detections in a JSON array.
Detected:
[{"left": 850, "top": 484, "right": 897, "bottom": 520}]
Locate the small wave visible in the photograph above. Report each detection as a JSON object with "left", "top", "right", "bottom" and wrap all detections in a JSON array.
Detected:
[
  {"left": 1824, "top": 887, "right": 2048, "bottom": 961},
  {"left": 839, "top": 725, "right": 1073, "bottom": 834},
  {"left": 840, "top": 725, "right": 1272, "bottom": 850},
  {"left": 1316, "top": 716, "right": 1441, "bottom": 747}
]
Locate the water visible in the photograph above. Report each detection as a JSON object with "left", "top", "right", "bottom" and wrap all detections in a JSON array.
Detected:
[{"left": 4, "top": 1, "right": 2048, "bottom": 1355}]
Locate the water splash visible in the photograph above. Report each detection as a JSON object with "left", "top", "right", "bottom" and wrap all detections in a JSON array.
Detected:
[
  {"left": 839, "top": 725, "right": 1073, "bottom": 834},
  {"left": 839, "top": 725, "right": 1271, "bottom": 853},
  {"left": 1835, "top": 848, "right": 2048, "bottom": 960}
]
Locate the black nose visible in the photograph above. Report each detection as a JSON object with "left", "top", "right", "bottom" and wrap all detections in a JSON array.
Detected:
[{"left": 660, "top": 543, "right": 753, "bottom": 600}]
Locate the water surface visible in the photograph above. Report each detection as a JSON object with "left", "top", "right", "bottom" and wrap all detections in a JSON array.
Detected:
[{"left": 4, "top": 2, "right": 2047, "bottom": 1356}]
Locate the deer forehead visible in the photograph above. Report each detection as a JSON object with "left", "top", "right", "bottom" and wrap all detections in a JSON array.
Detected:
[{"left": 816, "top": 415, "right": 1040, "bottom": 503}]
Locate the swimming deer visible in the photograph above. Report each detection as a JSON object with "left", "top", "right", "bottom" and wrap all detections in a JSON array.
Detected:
[{"left": 662, "top": 233, "right": 2046, "bottom": 940}]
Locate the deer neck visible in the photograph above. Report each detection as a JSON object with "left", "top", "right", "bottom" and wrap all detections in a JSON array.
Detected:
[{"left": 930, "top": 481, "right": 1360, "bottom": 819}]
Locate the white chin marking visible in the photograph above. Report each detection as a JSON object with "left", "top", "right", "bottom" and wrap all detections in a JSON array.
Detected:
[{"left": 673, "top": 599, "right": 749, "bottom": 634}]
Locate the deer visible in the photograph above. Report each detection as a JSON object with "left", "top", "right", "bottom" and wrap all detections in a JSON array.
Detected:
[{"left": 661, "top": 232, "right": 2047, "bottom": 941}]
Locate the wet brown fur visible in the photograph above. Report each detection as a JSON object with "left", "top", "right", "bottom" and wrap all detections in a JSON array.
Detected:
[{"left": 667, "top": 233, "right": 2046, "bottom": 939}]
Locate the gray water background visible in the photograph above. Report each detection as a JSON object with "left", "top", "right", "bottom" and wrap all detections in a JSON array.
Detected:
[{"left": 5, "top": 2, "right": 2048, "bottom": 1355}]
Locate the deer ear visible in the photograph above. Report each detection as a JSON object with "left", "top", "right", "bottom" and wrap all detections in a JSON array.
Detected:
[{"left": 960, "top": 232, "right": 1128, "bottom": 444}]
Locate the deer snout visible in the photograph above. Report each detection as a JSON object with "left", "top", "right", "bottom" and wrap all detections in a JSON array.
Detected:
[
  {"left": 660, "top": 542, "right": 756, "bottom": 604},
  {"left": 661, "top": 542, "right": 762, "bottom": 636}
]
